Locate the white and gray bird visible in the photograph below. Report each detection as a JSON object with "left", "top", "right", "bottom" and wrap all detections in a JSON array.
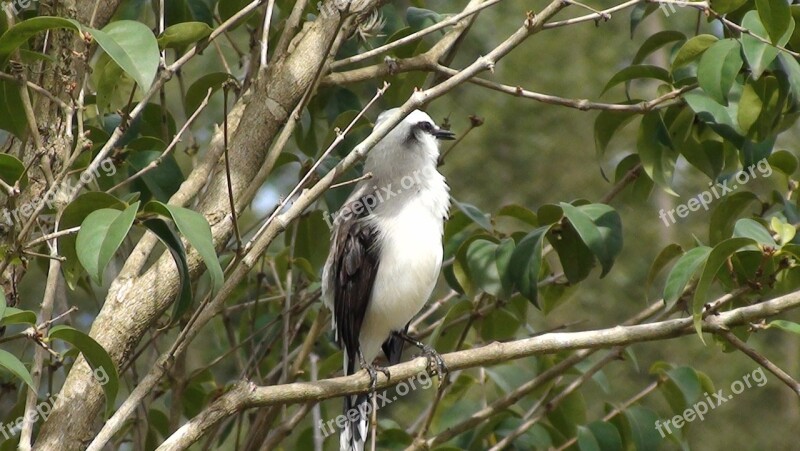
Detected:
[{"left": 321, "top": 108, "right": 454, "bottom": 451}]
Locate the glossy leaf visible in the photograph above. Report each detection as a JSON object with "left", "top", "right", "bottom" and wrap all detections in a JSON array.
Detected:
[
  {"left": 672, "top": 34, "right": 718, "bottom": 71},
  {"left": 144, "top": 202, "right": 223, "bottom": 294},
  {"left": 741, "top": 12, "right": 794, "bottom": 79},
  {"left": 49, "top": 325, "right": 119, "bottom": 416},
  {"left": 0, "top": 349, "right": 34, "bottom": 390},
  {"left": 663, "top": 246, "right": 711, "bottom": 310},
  {"left": 633, "top": 31, "right": 686, "bottom": 65},
  {"left": 594, "top": 110, "right": 638, "bottom": 158},
  {"left": 76, "top": 202, "right": 139, "bottom": 285},
  {"left": 601, "top": 65, "right": 671, "bottom": 96},
  {"left": 697, "top": 39, "right": 743, "bottom": 105},
  {"left": 733, "top": 218, "right": 776, "bottom": 247},
  {"left": 454, "top": 200, "right": 492, "bottom": 231},
  {"left": 158, "top": 22, "right": 212, "bottom": 51},
  {"left": 646, "top": 244, "right": 683, "bottom": 299},
  {"left": 0, "top": 307, "right": 37, "bottom": 326},
  {"left": 0, "top": 154, "right": 25, "bottom": 187},
  {"left": 142, "top": 218, "right": 192, "bottom": 325},
  {"left": 0, "top": 17, "right": 81, "bottom": 68},
  {"left": 638, "top": 111, "right": 678, "bottom": 195},
  {"left": 767, "top": 319, "right": 800, "bottom": 334},
  {"left": 709, "top": 191, "right": 760, "bottom": 244},
  {"left": 185, "top": 72, "right": 236, "bottom": 114},
  {"left": 508, "top": 226, "right": 549, "bottom": 307},
  {"left": 560, "top": 203, "right": 623, "bottom": 277},
  {"left": 756, "top": 0, "right": 792, "bottom": 44},
  {"left": 90, "top": 20, "right": 159, "bottom": 91},
  {"left": 692, "top": 237, "right": 755, "bottom": 336}
]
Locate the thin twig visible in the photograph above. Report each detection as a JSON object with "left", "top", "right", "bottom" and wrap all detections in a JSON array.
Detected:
[
  {"left": 331, "top": 0, "right": 506, "bottom": 69},
  {"left": 720, "top": 330, "right": 800, "bottom": 396}
]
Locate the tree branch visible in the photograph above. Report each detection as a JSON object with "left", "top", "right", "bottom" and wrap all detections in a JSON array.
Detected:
[{"left": 157, "top": 288, "right": 800, "bottom": 450}]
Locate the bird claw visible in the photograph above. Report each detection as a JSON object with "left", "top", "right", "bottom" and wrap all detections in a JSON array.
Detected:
[
  {"left": 418, "top": 344, "right": 448, "bottom": 381},
  {"left": 359, "top": 353, "right": 391, "bottom": 392}
]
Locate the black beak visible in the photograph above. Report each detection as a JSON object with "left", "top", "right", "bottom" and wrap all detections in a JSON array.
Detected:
[{"left": 433, "top": 128, "right": 456, "bottom": 140}]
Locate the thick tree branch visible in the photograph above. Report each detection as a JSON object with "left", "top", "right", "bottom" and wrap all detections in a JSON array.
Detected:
[{"left": 157, "top": 288, "right": 800, "bottom": 450}]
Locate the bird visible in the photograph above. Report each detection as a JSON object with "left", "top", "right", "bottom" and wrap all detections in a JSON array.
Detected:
[{"left": 321, "top": 108, "right": 455, "bottom": 451}]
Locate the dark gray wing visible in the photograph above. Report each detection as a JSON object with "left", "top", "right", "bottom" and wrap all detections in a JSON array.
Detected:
[{"left": 332, "top": 214, "right": 381, "bottom": 374}]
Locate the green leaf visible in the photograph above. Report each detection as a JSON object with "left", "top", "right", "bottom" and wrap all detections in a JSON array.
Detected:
[
  {"left": 638, "top": 111, "right": 678, "bottom": 195},
  {"left": 646, "top": 244, "right": 684, "bottom": 300},
  {"left": 633, "top": 31, "right": 686, "bottom": 65},
  {"left": 0, "top": 153, "right": 25, "bottom": 187},
  {"left": 709, "top": 191, "right": 760, "bottom": 244},
  {"left": 767, "top": 319, "right": 800, "bottom": 334},
  {"left": 665, "top": 366, "right": 702, "bottom": 411},
  {"left": 560, "top": 203, "right": 623, "bottom": 277},
  {"left": 594, "top": 110, "right": 638, "bottom": 158},
  {"left": 127, "top": 151, "right": 184, "bottom": 203},
  {"left": 142, "top": 218, "right": 192, "bottom": 324},
  {"left": 777, "top": 53, "right": 800, "bottom": 105},
  {"left": 577, "top": 425, "right": 601, "bottom": 451},
  {"left": 586, "top": 421, "right": 623, "bottom": 451},
  {"left": 495, "top": 238, "right": 516, "bottom": 299},
  {"left": 710, "top": 0, "right": 749, "bottom": 14},
  {"left": 454, "top": 200, "right": 492, "bottom": 231},
  {"left": 698, "top": 39, "right": 743, "bottom": 104},
  {"left": 406, "top": 7, "right": 442, "bottom": 30},
  {"left": 684, "top": 91, "right": 736, "bottom": 128},
  {"left": 692, "top": 237, "right": 755, "bottom": 336},
  {"left": 93, "top": 52, "right": 137, "bottom": 116},
  {"left": 733, "top": 218, "right": 776, "bottom": 247},
  {"left": 184, "top": 72, "right": 236, "bottom": 114},
  {"left": 157, "top": 22, "right": 212, "bottom": 51},
  {"left": 757, "top": 0, "right": 792, "bottom": 44},
  {"left": 496, "top": 204, "right": 538, "bottom": 227},
  {"left": 0, "top": 79, "right": 27, "bottom": 139},
  {"left": 672, "top": 34, "right": 718, "bottom": 71},
  {"left": 59, "top": 193, "right": 126, "bottom": 289},
  {"left": 48, "top": 325, "right": 119, "bottom": 416},
  {"left": 466, "top": 239, "right": 503, "bottom": 297},
  {"left": 663, "top": 246, "right": 712, "bottom": 309},
  {"left": 741, "top": 12, "right": 794, "bottom": 79},
  {"left": 621, "top": 407, "right": 662, "bottom": 451},
  {"left": 0, "top": 290, "right": 5, "bottom": 321},
  {"left": 90, "top": 20, "right": 159, "bottom": 91},
  {"left": 768, "top": 150, "right": 798, "bottom": 175},
  {"left": 144, "top": 202, "right": 223, "bottom": 294},
  {"left": 738, "top": 80, "right": 763, "bottom": 133},
  {"left": 508, "top": 226, "right": 549, "bottom": 307},
  {"left": 76, "top": 202, "right": 139, "bottom": 285},
  {"left": 0, "top": 17, "right": 81, "bottom": 68},
  {"left": 0, "top": 349, "right": 34, "bottom": 390},
  {"left": 601, "top": 65, "right": 671, "bottom": 96},
  {"left": 0, "top": 307, "right": 37, "bottom": 326},
  {"left": 630, "top": 4, "right": 659, "bottom": 37}
]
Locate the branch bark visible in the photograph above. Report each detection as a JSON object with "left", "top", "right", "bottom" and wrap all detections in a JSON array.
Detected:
[{"left": 157, "top": 288, "right": 800, "bottom": 450}]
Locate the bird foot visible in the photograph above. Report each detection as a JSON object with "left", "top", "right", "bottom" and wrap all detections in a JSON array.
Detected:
[
  {"left": 397, "top": 331, "right": 448, "bottom": 381},
  {"left": 417, "top": 343, "right": 448, "bottom": 381},
  {"left": 359, "top": 353, "right": 391, "bottom": 392}
]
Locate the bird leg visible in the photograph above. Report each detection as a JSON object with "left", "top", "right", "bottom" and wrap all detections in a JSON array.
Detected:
[
  {"left": 397, "top": 331, "right": 448, "bottom": 380},
  {"left": 358, "top": 350, "right": 391, "bottom": 392}
]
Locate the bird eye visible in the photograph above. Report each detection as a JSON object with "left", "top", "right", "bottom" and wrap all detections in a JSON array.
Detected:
[{"left": 417, "top": 121, "right": 434, "bottom": 133}]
